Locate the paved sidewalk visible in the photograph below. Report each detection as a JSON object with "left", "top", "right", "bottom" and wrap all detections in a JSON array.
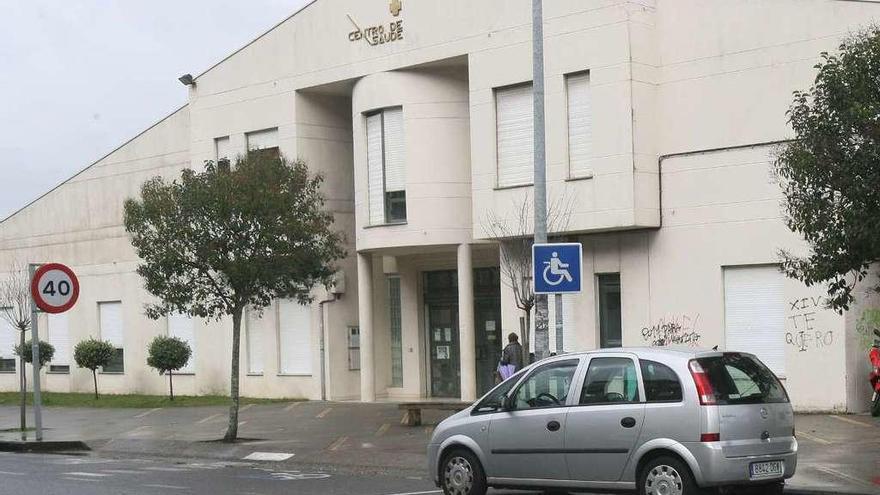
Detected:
[{"left": 1, "top": 403, "right": 878, "bottom": 493}]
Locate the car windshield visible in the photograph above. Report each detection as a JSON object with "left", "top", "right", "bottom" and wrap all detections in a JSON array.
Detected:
[
  {"left": 472, "top": 368, "right": 527, "bottom": 412},
  {"left": 697, "top": 353, "right": 789, "bottom": 405}
]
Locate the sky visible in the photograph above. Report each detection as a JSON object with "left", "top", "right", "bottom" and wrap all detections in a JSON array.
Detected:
[{"left": 0, "top": 0, "right": 310, "bottom": 221}]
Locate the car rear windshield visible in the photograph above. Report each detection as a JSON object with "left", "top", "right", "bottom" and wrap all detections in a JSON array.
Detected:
[{"left": 696, "top": 353, "right": 789, "bottom": 405}]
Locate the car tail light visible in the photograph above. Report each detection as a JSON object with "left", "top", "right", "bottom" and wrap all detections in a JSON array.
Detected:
[
  {"left": 689, "top": 359, "right": 716, "bottom": 405},
  {"left": 700, "top": 433, "right": 720, "bottom": 442}
]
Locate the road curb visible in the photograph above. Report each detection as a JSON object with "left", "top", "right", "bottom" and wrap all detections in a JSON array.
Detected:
[{"left": 0, "top": 440, "right": 91, "bottom": 453}]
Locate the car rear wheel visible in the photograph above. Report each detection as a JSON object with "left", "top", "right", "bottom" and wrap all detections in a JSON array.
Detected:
[
  {"left": 638, "top": 456, "right": 702, "bottom": 495},
  {"left": 441, "top": 449, "right": 487, "bottom": 495}
]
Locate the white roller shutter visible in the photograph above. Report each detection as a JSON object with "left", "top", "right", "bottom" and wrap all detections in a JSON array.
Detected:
[
  {"left": 496, "top": 84, "right": 534, "bottom": 187},
  {"left": 48, "top": 313, "right": 71, "bottom": 365},
  {"left": 246, "top": 310, "right": 264, "bottom": 374},
  {"left": 366, "top": 113, "right": 385, "bottom": 225},
  {"left": 278, "top": 300, "right": 312, "bottom": 375},
  {"left": 382, "top": 108, "right": 405, "bottom": 192},
  {"left": 0, "top": 310, "right": 16, "bottom": 364},
  {"left": 215, "top": 136, "right": 231, "bottom": 161},
  {"left": 549, "top": 294, "right": 577, "bottom": 353},
  {"left": 724, "top": 266, "right": 786, "bottom": 376},
  {"left": 566, "top": 72, "right": 592, "bottom": 178},
  {"left": 168, "top": 312, "right": 196, "bottom": 374},
  {"left": 246, "top": 128, "right": 278, "bottom": 151},
  {"left": 99, "top": 302, "right": 124, "bottom": 348}
]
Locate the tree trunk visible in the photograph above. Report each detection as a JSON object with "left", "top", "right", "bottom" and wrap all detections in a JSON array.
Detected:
[
  {"left": 224, "top": 307, "right": 243, "bottom": 442},
  {"left": 169, "top": 370, "right": 174, "bottom": 401},
  {"left": 19, "top": 330, "right": 26, "bottom": 437},
  {"left": 92, "top": 369, "right": 99, "bottom": 400}
]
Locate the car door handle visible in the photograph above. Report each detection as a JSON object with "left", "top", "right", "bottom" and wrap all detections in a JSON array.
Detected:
[
  {"left": 547, "top": 420, "right": 561, "bottom": 432},
  {"left": 621, "top": 417, "right": 637, "bottom": 428}
]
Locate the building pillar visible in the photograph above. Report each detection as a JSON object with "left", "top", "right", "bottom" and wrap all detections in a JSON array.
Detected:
[
  {"left": 457, "top": 243, "right": 476, "bottom": 402},
  {"left": 357, "top": 252, "right": 375, "bottom": 402}
]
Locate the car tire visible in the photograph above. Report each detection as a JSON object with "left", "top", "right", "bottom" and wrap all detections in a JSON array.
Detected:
[
  {"left": 638, "top": 455, "right": 704, "bottom": 495},
  {"left": 440, "top": 449, "right": 487, "bottom": 495}
]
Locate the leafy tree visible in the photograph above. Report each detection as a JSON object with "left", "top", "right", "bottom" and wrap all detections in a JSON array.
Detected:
[
  {"left": 123, "top": 152, "right": 345, "bottom": 441},
  {"left": 14, "top": 340, "right": 54, "bottom": 368},
  {"left": 775, "top": 26, "right": 880, "bottom": 312},
  {"left": 74, "top": 338, "right": 115, "bottom": 399},
  {"left": 146, "top": 335, "right": 192, "bottom": 400},
  {"left": 1, "top": 261, "right": 32, "bottom": 434}
]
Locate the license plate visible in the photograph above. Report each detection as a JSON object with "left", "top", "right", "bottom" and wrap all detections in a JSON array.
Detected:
[{"left": 750, "top": 460, "right": 783, "bottom": 479}]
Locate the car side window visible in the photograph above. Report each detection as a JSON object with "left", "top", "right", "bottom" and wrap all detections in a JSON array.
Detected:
[
  {"left": 473, "top": 368, "right": 526, "bottom": 413},
  {"left": 640, "top": 359, "right": 683, "bottom": 402},
  {"left": 579, "top": 357, "right": 640, "bottom": 405},
  {"left": 511, "top": 359, "right": 579, "bottom": 410}
]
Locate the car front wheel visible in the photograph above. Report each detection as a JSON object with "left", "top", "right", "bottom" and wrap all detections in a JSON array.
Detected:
[
  {"left": 638, "top": 455, "right": 703, "bottom": 495},
  {"left": 441, "top": 449, "right": 487, "bottom": 495}
]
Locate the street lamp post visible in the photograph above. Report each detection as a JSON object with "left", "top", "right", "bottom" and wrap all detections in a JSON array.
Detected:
[{"left": 532, "top": 0, "right": 550, "bottom": 360}]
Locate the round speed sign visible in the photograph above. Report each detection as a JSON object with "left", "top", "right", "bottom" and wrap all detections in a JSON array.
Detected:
[{"left": 30, "top": 263, "right": 80, "bottom": 314}]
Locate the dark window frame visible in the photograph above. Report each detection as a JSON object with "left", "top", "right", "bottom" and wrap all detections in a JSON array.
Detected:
[
  {"left": 365, "top": 107, "right": 407, "bottom": 225},
  {"left": 640, "top": 359, "right": 683, "bottom": 403},
  {"left": 578, "top": 356, "right": 640, "bottom": 406},
  {"left": 508, "top": 359, "right": 580, "bottom": 411}
]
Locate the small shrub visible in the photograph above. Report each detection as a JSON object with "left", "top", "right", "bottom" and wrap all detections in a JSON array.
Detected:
[
  {"left": 74, "top": 339, "right": 115, "bottom": 399},
  {"left": 14, "top": 340, "right": 54, "bottom": 368},
  {"left": 146, "top": 336, "right": 191, "bottom": 400}
]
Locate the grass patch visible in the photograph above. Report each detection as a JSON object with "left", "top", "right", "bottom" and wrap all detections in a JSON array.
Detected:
[{"left": 0, "top": 392, "right": 301, "bottom": 409}]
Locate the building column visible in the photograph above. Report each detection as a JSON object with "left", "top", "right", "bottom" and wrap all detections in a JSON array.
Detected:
[
  {"left": 457, "top": 243, "right": 476, "bottom": 402},
  {"left": 357, "top": 252, "right": 375, "bottom": 402}
]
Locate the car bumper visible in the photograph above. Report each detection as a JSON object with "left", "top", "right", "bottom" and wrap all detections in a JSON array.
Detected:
[
  {"left": 427, "top": 443, "right": 441, "bottom": 487},
  {"left": 683, "top": 441, "right": 798, "bottom": 487}
]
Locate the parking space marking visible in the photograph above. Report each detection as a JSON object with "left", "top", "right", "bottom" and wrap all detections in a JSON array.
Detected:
[
  {"left": 0, "top": 471, "right": 24, "bottom": 476},
  {"left": 241, "top": 404, "right": 255, "bottom": 412},
  {"left": 133, "top": 408, "right": 162, "bottom": 419},
  {"left": 239, "top": 421, "right": 248, "bottom": 427},
  {"left": 796, "top": 430, "right": 831, "bottom": 445},
  {"left": 143, "top": 484, "right": 188, "bottom": 490},
  {"left": 375, "top": 423, "right": 391, "bottom": 437},
  {"left": 381, "top": 491, "right": 441, "bottom": 495},
  {"left": 64, "top": 472, "right": 111, "bottom": 477},
  {"left": 243, "top": 452, "right": 295, "bottom": 461},
  {"left": 102, "top": 469, "right": 143, "bottom": 475},
  {"left": 316, "top": 407, "right": 333, "bottom": 418},
  {"left": 284, "top": 402, "right": 302, "bottom": 412},
  {"left": 143, "top": 466, "right": 192, "bottom": 472},
  {"left": 63, "top": 477, "right": 102, "bottom": 483},
  {"left": 327, "top": 436, "right": 348, "bottom": 451},
  {"left": 830, "top": 415, "right": 874, "bottom": 428},
  {"left": 197, "top": 413, "right": 223, "bottom": 424},
  {"left": 815, "top": 466, "right": 877, "bottom": 489}
]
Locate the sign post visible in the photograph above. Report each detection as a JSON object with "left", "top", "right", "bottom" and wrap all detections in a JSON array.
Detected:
[
  {"left": 533, "top": 243, "right": 582, "bottom": 354},
  {"left": 29, "top": 262, "right": 80, "bottom": 442}
]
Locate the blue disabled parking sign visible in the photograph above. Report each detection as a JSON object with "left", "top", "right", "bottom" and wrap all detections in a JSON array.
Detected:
[{"left": 533, "top": 243, "right": 583, "bottom": 294}]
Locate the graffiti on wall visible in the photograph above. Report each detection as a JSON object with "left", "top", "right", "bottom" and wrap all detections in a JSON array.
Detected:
[
  {"left": 785, "top": 296, "right": 833, "bottom": 352},
  {"left": 856, "top": 308, "right": 880, "bottom": 351},
  {"left": 641, "top": 314, "right": 702, "bottom": 347}
]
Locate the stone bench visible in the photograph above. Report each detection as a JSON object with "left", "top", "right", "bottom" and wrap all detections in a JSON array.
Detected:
[{"left": 398, "top": 401, "right": 469, "bottom": 426}]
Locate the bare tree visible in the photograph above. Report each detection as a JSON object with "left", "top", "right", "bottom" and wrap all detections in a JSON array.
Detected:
[
  {"left": 483, "top": 193, "right": 573, "bottom": 361},
  {"left": 0, "top": 261, "right": 32, "bottom": 437}
]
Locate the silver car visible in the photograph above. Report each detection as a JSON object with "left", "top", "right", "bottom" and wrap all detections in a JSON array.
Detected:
[{"left": 427, "top": 348, "right": 797, "bottom": 495}]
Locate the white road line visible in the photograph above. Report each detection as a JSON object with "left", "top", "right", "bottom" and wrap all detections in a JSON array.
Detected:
[
  {"left": 327, "top": 436, "right": 348, "bottom": 451},
  {"left": 829, "top": 415, "right": 874, "bottom": 428},
  {"left": 316, "top": 407, "right": 333, "bottom": 418},
  {"left": 795, "top": 430, "right": 831, "bottom": 445},
  {"left": 134, "top": 407, "right": 162, "bottom": 419},
  {"left": 196, "top": 413, "right": 222, "bottom": 424},
  {"left": 102, "top": 469, "right": 143, "bottom": 474},
  {"left": 64, "top": 472, "right": 111, "bottom": 477},
  {"left": 243, "top": 452, "right": 295, "bottom": 461},
  {"left": 143, "top": 484, "right": 188, "bottom": 490},
  {"left": 0, "top": 471, "right": 24, "bottom": 476},
  {"left": 239, "top": 421, "right": 248, "bottom": 427},
  {"left": 142, "top": 466, "right": 191, "bottom": 472},
  {"left": 814, "top": 466, "right": 876, "bottom": 488},
  {"left": 240, "top": 404, "right": 255, "bottom": 412},
  {"left": 381, "top": 491, "right": 441, "bottom": 495},
  {"left": 62, "top": 477, "right": 101, "bottom": 483},
  {"left": 375, "top": 423, "right": 391, "bottom": 437},
  {"left": 283, "top": 402, "right": 302, "bottom": 412}
]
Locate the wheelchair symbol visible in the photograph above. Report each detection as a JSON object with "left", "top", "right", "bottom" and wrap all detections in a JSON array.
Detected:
[{"left": 542, "top": 252, "right": 573, "bottom": 286}]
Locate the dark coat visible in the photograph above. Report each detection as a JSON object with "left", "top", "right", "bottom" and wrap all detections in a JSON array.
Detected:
[{"left": 501, "top": 342, "right": 524, "bottom": 371}]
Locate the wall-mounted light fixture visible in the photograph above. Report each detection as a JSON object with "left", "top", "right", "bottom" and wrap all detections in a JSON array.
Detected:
[{"left": 178, "top": 74, "right": 195, "bottom": 86}]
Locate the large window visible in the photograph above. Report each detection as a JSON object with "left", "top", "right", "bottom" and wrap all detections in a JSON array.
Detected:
[
  {"left": 99, "top": 302, "right": 124, "bottom": 373},
  {"left": 512, "top": 359, "right": 578, "bottom": 410},
  {"left": 579, "top": 357, "right": 639, "bottom": 405},
  {"left": 246, "top": 128, "right": 279, "bottom": 159},
  {"left": 278, "top": 299, "right": 312, "bottom": 375},
  {"left": 723, "top": 266, "right": 785, "bottom": 376},
  {"left": 388, "top": 276, "right": 403, "bottom": 387},
  {"left": 168, "top": 312, "right": 196, "bottom": 374},
  {"left": 246, "top": 310, "right": 264, "bottom": 374},
  {"left": 366, "top": 107, "right": 406, "bottom": 224},
  {"left": 598, "top": 274, "right": 622, "bottom": 348},
  {"left": 640, "top": 360, "right": 682, "bottom": 402},
  {"left": 566, "top": 71, "right": 592, "bottom": 179},
  {"left": 47, "top": 313, "right": 71, "bottom": 373},
  {"left": 495, "top": 83, "right": 534, "bottom": 188},
  {"left": 348, "top": 326, "right": 360, "bottom": 371},
  {"left": 0, "top": 308, "right": 16, "bottom": 373}
]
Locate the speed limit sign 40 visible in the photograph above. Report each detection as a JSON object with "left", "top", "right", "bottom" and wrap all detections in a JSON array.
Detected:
[{"left": 31, "top": 263, "right": 80, "bottom": 313}]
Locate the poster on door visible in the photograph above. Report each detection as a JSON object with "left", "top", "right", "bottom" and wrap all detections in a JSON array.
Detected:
[{"left": 436, "top": 345, "right": 450, "bottom": 360}]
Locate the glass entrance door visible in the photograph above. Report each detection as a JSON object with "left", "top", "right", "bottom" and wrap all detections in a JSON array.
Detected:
[{"left": 428, "top": 304, "right": 460, "bottom": 398}]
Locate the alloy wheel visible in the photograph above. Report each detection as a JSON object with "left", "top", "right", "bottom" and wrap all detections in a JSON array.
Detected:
[
  {"left": 645, "top": 463, "right": 684, "bottom": 495},
  {"left": 444, "top": 455, "right": 474, "bottom": 495}
]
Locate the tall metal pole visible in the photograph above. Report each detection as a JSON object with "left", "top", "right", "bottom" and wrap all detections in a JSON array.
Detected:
[
  {"left": 28, "top": 263, "right": 43, "bottom": 441},
  {"left": 532, "top": 0, "right": 550, "bottom": 361}
]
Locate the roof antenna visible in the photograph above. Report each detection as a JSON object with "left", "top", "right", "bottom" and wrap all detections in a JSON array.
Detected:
[{"left": 712, "top": 345, "right": 718, "bottom": 351}]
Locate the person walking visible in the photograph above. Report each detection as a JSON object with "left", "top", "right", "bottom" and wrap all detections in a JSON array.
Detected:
[{"left": 500, "top": 332, "right": 524, "bottom": 377}]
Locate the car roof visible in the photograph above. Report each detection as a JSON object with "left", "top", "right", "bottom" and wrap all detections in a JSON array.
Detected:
[{"left": 529, "top": 346, "right": 741, "bottom": 368}]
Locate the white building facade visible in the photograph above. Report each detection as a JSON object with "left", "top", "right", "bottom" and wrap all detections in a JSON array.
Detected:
[{"left": 2, "top": 0, "right": 879, "bottom": 412}]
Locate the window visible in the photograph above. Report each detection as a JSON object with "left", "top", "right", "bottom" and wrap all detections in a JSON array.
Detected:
[
  {"left": 246, "top": 310, "right": 264, "bottom": 374},
  {"left": 279, "top": 299, "right": 312, "bottom": 375},
  {"left": 695, "top": 354, "right": 789, "bottom": 405},
  {"left": 348, "top": 326, "right": 360, "bottom": 371},
  {"left": 215, "top": 136, "right": 231, "bottom": 164},
  {"left": 640, "top": 360, "right": 682, "bottom": 402},
  {"left": 723, "top": 266, "right": 785, "bottom": 376},
  {"left": 566, "top": 71, "right": 592, "bottom": 178},
  {"left": 598, "top": 274, "right": 622, "bottom": 348},
  {"left": 495, "top": 83, "right": 534, "bottom": 187},
  {"left": 579, "top": 357, "right": 639, "bottom": 405},
  {"left": 99, "top": 302, "right": 124, "bottom": 373},
  {"left": 388, "top": 276, "right": 403, "bottom": 387},
  {"left": 366, "top": 107, "right": 406, "bottom": 224},
  {"left": 549, "top": 294, "right": 576, "bottom": 354},
  {"left": 168, "top": 312, "right": 195, "bottom": 374},
  {"left": 512, "top": 359, "right": 578, "bottom": 410},
  {"left": 0, "top": 308, "right": 16, "bottom": 373},
  {"left": 473, "top": 368, "right": 527, "bottom": 414},
  {"left": 47, "top": 313, "right": 71, "bottom": 373},
  {"left": 246, "top": 128, "right": 279, "bottom": 159}
]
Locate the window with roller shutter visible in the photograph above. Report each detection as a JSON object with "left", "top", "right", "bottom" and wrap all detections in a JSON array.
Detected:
[
  {"left": 99, "top": 302, "right": 124, "bottom": 373},
  {"left": 47, "top": 313, "right": 71, "bottom": 373},
  {"left": 246, "top": 128, "right": 279, "bottom": 159},
  {"left": 278, "top": 300, "right": 312, "bottom": 375},
  {"left": 566, "top": 71, "right": 593, "bottom": 179},
  {"left": 168, "top": 312, "right": 196, "bottom": 374},
  {"left": 495, "top": 83, "right": 534, "bottom": 188},
  {"left": 723, "top": 265, "right": 786, "bottom": 377},
  {"left": 366, "top": 107, "right": 406, "bottom": 225},
  {"left": 0, "top": 310, "right": 16, "bottom": 373},
  {"left": 246, "top": 310, "right": 264, "bottom": 374}
]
